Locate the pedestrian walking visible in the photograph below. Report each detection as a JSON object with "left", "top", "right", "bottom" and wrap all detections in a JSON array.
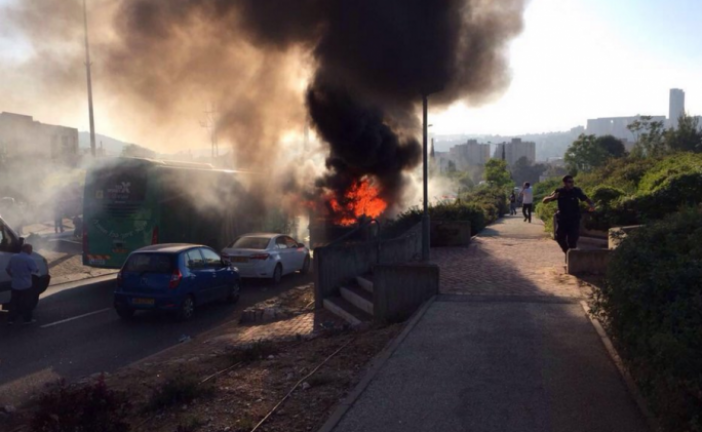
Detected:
[
  {"left": 54, "top": 203, "right": 64, "bottom": 234},
  {"left": 542, "top": 175, "right": 595, "bottom": 257},
  {"left": 520, "top": 182, "right": 534, "bottom": 223},
  {"left": 509, "top": 192, "right": 517, "bottom": 215},
  {"left": 5, "top": 243, "right": 39, "bottom": 325},
  {"left": 72, "top": 215, "right": 83, "bottom": 239}
]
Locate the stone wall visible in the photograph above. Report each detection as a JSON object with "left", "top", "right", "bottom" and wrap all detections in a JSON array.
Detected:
[
  {"left": 431, "top": 220, "right": 471, "bottom": 247},
  {"left": 373, "top": 263, "right": 439, "bottom": 323},
  {"left": 313, "top": 223, "right": 421, "bottom": 309}
]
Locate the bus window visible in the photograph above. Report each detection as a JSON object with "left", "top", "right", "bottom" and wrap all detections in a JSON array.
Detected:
[{"left": 90, "top": 166, "right": 148, "bottom": 205}]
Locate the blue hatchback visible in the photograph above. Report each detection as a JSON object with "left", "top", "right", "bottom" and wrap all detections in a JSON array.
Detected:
[{"left": 114, "top": 244, "right": 241, "bottom": 321}]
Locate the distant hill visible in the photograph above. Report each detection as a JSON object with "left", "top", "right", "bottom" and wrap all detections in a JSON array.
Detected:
[{"left": 79, "top": 132, "right": 134, "bottom": 155}]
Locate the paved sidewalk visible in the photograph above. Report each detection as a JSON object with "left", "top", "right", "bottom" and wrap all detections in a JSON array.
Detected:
[{"left": 331, "top": 216, "right": 648, "bottom": 432}]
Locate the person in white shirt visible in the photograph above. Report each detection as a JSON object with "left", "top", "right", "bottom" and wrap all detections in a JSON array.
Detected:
[
  {"left": 520, "top": 182, "right": 534, "bottom": 223},
  {"left": 5, "top": 243, "right": 39, "bottom": 325}
]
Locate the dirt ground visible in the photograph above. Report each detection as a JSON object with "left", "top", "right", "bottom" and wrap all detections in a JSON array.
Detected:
[{"left": 1, "top": 285, "right": 403, "bottom": 432}]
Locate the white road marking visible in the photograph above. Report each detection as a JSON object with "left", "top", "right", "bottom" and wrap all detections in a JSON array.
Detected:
[{"left": 40, "top": 308, "right": 112, "bottom": 329}]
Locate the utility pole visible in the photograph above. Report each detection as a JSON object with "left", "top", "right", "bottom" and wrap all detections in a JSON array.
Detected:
[
  {"left": 83, "top": 0, "right": 97, "bottom": 158},
  {"left": 421, "top": 94, "right": 430, "bottom": 262}
]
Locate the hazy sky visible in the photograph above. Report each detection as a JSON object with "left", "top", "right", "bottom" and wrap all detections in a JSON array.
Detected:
[
  {"left": 437, "top": 0, "right": 702, "bottom": 135},
  {"left": 1, "top": 0, "right": 701, "bottom": 142}
]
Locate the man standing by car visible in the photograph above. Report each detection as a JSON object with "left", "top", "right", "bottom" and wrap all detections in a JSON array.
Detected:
[
  {"left": 542, "top": 175, "right": 595, "bottom": 257},
  {"left": 5, "top": 243, "right": 39, "bottom": 325}
]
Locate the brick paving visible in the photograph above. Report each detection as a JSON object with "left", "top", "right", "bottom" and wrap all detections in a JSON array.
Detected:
[
  {"left": 332, "top": 215, "right": 648, "bottom": 432},
  {"left": 432, "top": 216, "right": 583, "bottom": 298}
]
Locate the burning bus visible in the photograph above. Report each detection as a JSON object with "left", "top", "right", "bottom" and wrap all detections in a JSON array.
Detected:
[{"left": 82, "top": 157, "right": 266, "bottom": 269}]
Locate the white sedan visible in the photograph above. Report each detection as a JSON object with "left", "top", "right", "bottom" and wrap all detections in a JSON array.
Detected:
[{"left": 221, "top": 233, "right": 310, "bottom": 283}]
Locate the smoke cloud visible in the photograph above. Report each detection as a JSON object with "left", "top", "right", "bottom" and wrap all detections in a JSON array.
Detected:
[{"left": 2, "top": 0, "right": 526, "bottom": 218}]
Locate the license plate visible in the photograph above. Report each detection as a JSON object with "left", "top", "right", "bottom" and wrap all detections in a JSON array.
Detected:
[
  {"left": 132, "top": 298, "right": 155, "bottom": 306},
  {"left": 232, "top": 257, "right": 249, "bottom": 263}
]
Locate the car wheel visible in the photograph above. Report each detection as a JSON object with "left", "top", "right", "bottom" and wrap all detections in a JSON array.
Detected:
[
  {"left": 176, "top": 295, "right": 196, "bottom": 322},
  {"left": 115, "top": 306, "right": 135, "bottom": 319},
  {"left": 272, "top": 264, "right": 283, "bottom": 285},
  {"left": 226, "top": 280, "right": 240, "bottom": 304},
  {"left": 299, "top": 256, "right": 310, "bottom": 275}
]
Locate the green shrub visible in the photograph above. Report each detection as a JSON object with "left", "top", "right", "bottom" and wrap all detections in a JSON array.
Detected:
[
  {"left": 577, "top": 156, "right": 658, "bottom": 194},
  {"left": 535, "top": 201, "right": 556, "bottom": 234},
  {"left": 591, "top": 209, "right": 702, "bottom": 432},
  {"left": 533, "top": 177, "right": 561, "bottom": 202},
  {"left": 637, "top": 153, "right": 702, "bottom": 193},
  {"left": 31, "top": 377, "right": 132, "bottom": 432},
  {"left": 587, "top": 186, "right": 626, "bottom": 207},
  {"left": 538, "top": 154, "right": 702, "bottom": 232},
  {"left": 581, "top": 186, "right": 628, "bottom": 231},
  {"left": 612, "top": 172, "right": 702, "bottom": 224},
  {"left": 383, "top": 186, "right": 506, "bottom": 238}
]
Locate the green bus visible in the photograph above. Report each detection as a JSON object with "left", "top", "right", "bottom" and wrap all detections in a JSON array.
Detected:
[{"left": 82, "top": 158, "right": 264, "bottom": 269}]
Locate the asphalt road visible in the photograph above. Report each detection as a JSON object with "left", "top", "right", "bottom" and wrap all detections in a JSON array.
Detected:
[{"left": 0, "top": 271, "right": 312, "bottom": 405}]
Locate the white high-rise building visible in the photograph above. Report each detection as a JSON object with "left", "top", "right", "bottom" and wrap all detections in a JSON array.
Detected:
[{"left": 669, "top": 88, "right": 685, "bottom": 128}]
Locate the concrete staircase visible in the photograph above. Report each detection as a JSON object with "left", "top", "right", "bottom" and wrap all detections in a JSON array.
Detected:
[{"left": 323, "top": 275, "right": 374, "bottom": 326}]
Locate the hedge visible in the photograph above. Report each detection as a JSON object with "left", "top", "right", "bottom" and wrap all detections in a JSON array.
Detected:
[
  {"left": 591, "top": 209, "right": 702, "bottom": 432},
  {"left": 538, "top": 153, "right": 702, "bottom": 231},
  {"left": 383, "top": 187, "right": 506, "bottom": 239}
]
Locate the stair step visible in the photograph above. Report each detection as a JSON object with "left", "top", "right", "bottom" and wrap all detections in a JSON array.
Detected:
[
  {"left": 323, "top": 296, "right": 373, "bottom": 326},
  {"left": 356, "top": 275, "right": 374, "bottom": 293},
  {"left": 340, "top": 285, "right": 374, "bottom": 316}
]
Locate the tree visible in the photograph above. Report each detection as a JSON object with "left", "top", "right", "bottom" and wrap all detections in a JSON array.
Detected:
[
  {"left": 628, "top": 116, "right": 666, "bottom": 157},
  {"left": 452, "top": 171, "right": 474, "bottom": 194},
  {"left": 446, "top": 160, "right": 457, "bottom": 173},
  {"left": 484, "top": 158, "right": 512, "bottom": 189},
  {"left": 564, "top": 134, "right": 626, "bottom": 174},
  {"left": 666, "top": 114, "right": 702, "bottom": 153},
  {"left": 597, "top": 135, "right": 626, "bottom": 158},
  {"left": 511, "top": 156, "right": 547, "bottom": 186}
]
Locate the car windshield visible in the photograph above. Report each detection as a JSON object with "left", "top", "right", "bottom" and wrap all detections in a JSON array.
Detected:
[
  {"left": 123, "top": 253, "right": 175, "bottom": 274},
  {"left": 229, "top": 237, "right": 270, "bottom": 249}
]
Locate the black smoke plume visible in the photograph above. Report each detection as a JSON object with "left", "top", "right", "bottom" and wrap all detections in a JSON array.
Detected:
[{"left": 4, "top": 0, "right": 525, "bottom": 214}]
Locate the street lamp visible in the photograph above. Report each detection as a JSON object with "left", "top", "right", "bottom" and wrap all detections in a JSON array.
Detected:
[
  {"left": 421, "top": 94, "right": 430, "bottom": 261},
  {"left": 82, "top": 0, "right": 97, "bottom": 158}
]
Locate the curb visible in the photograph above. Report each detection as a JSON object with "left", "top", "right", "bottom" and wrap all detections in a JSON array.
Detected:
[
  {"left": 316, "top": 295, "right": 437, "bottom": 432},
  {"left": 49, "top": 272, "right": 118, "bottom": 288},
  {"left": 579, "top": 301, "right": 661, "bottom": 432}
]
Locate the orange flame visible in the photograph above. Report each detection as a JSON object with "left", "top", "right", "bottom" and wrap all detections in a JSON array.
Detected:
[{"left": 328, "top": 178, "right": 387, "bottom": 226}]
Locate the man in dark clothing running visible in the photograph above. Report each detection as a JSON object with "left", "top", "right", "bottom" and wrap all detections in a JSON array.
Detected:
[{"left": 542, "top": 175, "right": 595, "bottom": 255}]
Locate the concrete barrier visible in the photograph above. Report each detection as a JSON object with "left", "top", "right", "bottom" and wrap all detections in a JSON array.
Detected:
[
  {"left": 373, "top": 263, "right": 439, "bottom": 323},
  {"left": 567, "top": 249, "right": 612, "bottom": 275},
  {"left": 608, "top": 225, "right": 644, "bottom": 250},
  {"left": 430, "top": 220, "right": 471, "bottom": 247},
  {"left": 313, "top": 223, "right": 421, "bottom": 309}
]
